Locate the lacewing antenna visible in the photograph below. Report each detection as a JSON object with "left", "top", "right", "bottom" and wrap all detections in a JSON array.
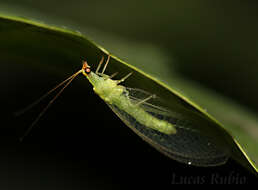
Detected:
[
  {"left": 19, "top": 70, "right": 82, "bottom": 141},
  {"left": 15, "top": 72, "right": 79, "bottom": 117}
]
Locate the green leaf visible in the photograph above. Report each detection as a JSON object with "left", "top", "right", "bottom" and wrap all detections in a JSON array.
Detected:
[{"left": 0, "top": 14, "right": 257, "bottom": 175}]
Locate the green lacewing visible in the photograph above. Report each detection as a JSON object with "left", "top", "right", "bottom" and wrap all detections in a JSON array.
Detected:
[{"left": 18, "top": 55, "right": 229, "bottom": 166}]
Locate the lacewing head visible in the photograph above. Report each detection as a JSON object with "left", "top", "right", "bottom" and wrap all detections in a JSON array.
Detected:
[{"left": 82, "top": 61, "right": 91, "bottom": 75}]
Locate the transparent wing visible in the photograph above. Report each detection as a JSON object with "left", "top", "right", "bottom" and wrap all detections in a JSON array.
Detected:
[
  {"left": 125, "top": 87, "right": 153, "bottom": 99},
  {"left": 125, "top": 87, "right": 173, "bottom": 116},
  {"left": 107, "top": 88, "right": 229, "bottom": 166}
]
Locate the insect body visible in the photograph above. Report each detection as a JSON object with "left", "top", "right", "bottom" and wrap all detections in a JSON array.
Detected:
[
  {"left": 81, "top": 57, "right": 229, "bottom": 167},
  {"left": 82, "top": 59, "right": 176, "bottom": 135}
]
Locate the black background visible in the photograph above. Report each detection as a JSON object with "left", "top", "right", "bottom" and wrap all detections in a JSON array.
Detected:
[{"left": 0, "top": 61, "right": 257, "bottom": 189}]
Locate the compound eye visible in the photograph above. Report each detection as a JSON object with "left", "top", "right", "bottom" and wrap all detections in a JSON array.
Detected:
[{"left": 85, "top": 67, "right": 91, "bottom": 74}]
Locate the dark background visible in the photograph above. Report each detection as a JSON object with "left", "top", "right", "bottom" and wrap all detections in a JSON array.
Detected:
[
  {"left": 2, "top": 64, "right": 256, "bottom": 188},
  {"left": 0, "top": 0, "right": 258, "bottom": 188}
]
